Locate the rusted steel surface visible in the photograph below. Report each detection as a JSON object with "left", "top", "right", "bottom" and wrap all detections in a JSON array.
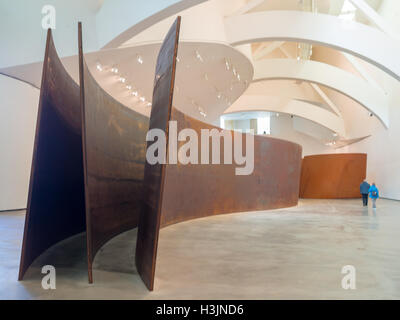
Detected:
[
  {"left": 299, "top": 153, "right": 367, "bottom": 199},
  {"left": 78, "top": 24, "right": 148, "bottom": 283},
  {"left": 136, "top": 17, "right": 181, "bottom": 291},
  {"left": 18, "top": 29, "right": 86, "bottom": 280},
  {"left": 20, "top": 23, "right": 303, "bottom": 289},
  {"left": 20, "top": 26, "right": 149, "bottom": 283},
  {"left": 161, "top": 108, "right": 303, "bottom": 227}
]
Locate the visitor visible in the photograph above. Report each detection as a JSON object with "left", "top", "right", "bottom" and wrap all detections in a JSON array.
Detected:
[
  {"left": 369, "top": 183, "right": 379, "bottom": 209},
  {"left": 360, "top": 180, "right": 370, "bottom": 206}
]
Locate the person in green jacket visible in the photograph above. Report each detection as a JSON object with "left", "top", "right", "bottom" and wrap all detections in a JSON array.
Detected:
[{"left": 369, "top": 183, "right": 379, "bottom": 209}]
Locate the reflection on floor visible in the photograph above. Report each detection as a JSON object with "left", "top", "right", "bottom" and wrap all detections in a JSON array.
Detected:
[{"left": 1, "top": 199, "right": 400, "bottom": 299}]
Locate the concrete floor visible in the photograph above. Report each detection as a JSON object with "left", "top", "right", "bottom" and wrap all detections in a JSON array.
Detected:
[{"left": 1, "top": 199, "right": 400, "bottom": 299}]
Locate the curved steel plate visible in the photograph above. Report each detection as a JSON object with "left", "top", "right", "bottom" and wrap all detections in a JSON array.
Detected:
[
  {"left": 300, "top": 153, "right": 367, "bottom": 199},
  {"left": 78, "top": 24, "right": 149, "bottom": 282},
  {"left": 18, "top": 29, "right": 85, "bottom": 280},
  {"left": 161, "top": 108, "right": 303, "bottom": 227},
  {"left": 135, "top": 17, "right": 181, "bottom": 291}
]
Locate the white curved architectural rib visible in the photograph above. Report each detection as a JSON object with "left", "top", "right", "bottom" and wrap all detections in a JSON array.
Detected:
[
  {"left": 226, "top": 95, "right": 346, "bottom": 137},
  {"left": 98, "top": 0, "right": 207, "bottom": 49},
  {"left": 225, "top": 10, "right": 400, "bottom": 82},
  {"left": 252, "top": 59, "right": 389, "bottom": 128},
  {"left": 120, "top": 0, "right": 228, "bottom": 47}
]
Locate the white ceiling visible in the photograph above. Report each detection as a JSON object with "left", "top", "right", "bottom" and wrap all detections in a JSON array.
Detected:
[
  {"left": 1, "top": 0, "right": 397, "bottom": 146},
  {"left": 85, "top": 41, "right": 253, "bottom": 123}
]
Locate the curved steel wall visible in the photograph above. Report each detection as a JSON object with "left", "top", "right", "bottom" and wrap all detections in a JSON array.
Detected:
[
  {"left": 19, "top": 27, "right": 149, "bottom": 282},
  {"left": 79, "top": 24, "right": 149, "bottom": 283},
  {"left": 161, "top": 108, "right": 303, "bottom": 227},
  {"left": 299, "top": 153, "right": 367, "bottom": 199},
  {"left": 20, "top": 23, "right": 303, "bottom": 290},
  {"left": 136, "top": 17, "right": 182, "bottom": 291},
  {"left": 19, "top": 30, "right": 86, "bottom": 280}
]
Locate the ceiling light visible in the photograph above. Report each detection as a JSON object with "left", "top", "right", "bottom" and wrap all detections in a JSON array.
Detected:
[
  {"left": 111, "top": 66, "right": 119, "bottom": 74},
  {"left": 198, "top": 106, "right": 207, "bottom": 118},
  {"left": 232, "top": 67, "right": 237, "bottom": 76},
  {"left": 176, "top": 57, "right": 180, "bottom": 63},
  {"left": 147, "top": 102, "right": 152, "bottom": 107},
  {"left": 276, "top": 113, "right": 280, "bottom": 117},
  {"left": 126, "top": 85, "right": 132, "bottom": 90},
  {"left": 204, "top": 73, "right": 209, "bottom": 81},
  {"left": 96, "top": 62, "right": 103, "bottom": 72},
  {"left": 119, "top": 77, "right": 126, "bottom": 83},
  {"left": 132, "top": 91, "right": 138, "bottom": 96},
  {"left": 224, "top": 59, "right": 230, "bottom": 71},
  {"left": 139, "top": 96, "right": 145, "bottom": 102},
  {"left": 237, "top": 73, "right": 241, "bottom": 81},
  {"left": 217, "top": 92, "right": 222, "bottom": 99},
  {"left": 137, "top": 55, "right": 143, "bottom": 64},
  {"left": 195, "top": 50, "right": 203, "bottom": 63}
]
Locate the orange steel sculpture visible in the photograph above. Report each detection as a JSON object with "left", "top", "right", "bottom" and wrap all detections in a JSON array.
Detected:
[
  {"left": 299, "top": 153, "right": 367, "bottom": 199},
  {"left": 19, "top": 25, "right": 149, "bottom": 283},
  {"left": 18, "top": 29, "right": 86, "bottom": 281},
  {"left": 135, "top": 17, "right": 182, "bottom": 291},
  {"left": 78, "top": 23, "right": 149, "bottom": 283},
  {"left": 161, "top": 107, "right": 303, "bottom": 227},
  {"left": 19, "top": 20, "right": 303, "bottom": 291}
]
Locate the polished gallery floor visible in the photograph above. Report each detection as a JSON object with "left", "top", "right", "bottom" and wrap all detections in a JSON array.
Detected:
[{"left": 1, "top": 199, "right": 400, "bottom": 299}]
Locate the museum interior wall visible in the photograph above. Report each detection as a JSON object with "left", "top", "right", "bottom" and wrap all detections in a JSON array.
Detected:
[
  {"left": 0, "top": 75, "right": 39, "bottom": 211},
  {"left": 336, "top": 61, "right": 400, "bottom": 200}
]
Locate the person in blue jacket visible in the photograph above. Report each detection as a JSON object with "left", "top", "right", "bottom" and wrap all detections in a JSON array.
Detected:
[
  {"left": 360, "top": 180, "right": 370, "bottom": 206},
  {"left": 369, "top": 183, "right": 379, "bottom": 209}
]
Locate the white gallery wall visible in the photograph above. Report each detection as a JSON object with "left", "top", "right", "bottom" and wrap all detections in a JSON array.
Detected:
[
  {"left": 0, "top": 0, "right": 101, "bottom": 69},
  {"left": 0, "top": 75, "right": 39, "bottom": 211},
  {"left": 270, "top": 114, "right": 331, "bottom": 157},
  {"left": 338, "top": 66, "right": 400, "bottom": 200}
]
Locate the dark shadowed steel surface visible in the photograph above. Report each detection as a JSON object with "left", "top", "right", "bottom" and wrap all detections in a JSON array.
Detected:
[
  {"left": 300, "top": 153, "right": 367, "bottom": 199},
  {"left": 78, "top": 23, "right": 149, "bottom": 283},
  {"left": 161, "top": 108, "right": 303, "bottom": 227},
  {"left": 136, "top": 17, "right": 181, "bottom": 291},
  {"left": 19, "top": 29, "right": 86, "bottom": 280}
]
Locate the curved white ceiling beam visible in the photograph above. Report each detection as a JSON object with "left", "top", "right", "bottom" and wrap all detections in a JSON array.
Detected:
[
  {"left": 225, "top": 95, "right": 346, "bottom": 137},
  {"left": 97, "top": 0, "right": 208, "bottom": 49},
  {"left": 245, "top": 81, "right": 328, "bottom": 105},
  {"left": 120, "top": 0, "right": 227, "bottom": 47},
  {"left": 252, "top": 59, "right": 389, "bottom": 128},
  {"left": 225, "top": 10, "right": 400, "bottom": 82}
]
